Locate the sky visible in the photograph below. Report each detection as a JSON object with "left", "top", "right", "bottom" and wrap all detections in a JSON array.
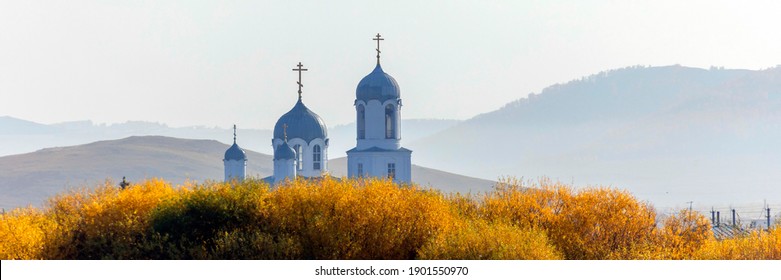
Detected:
[{"left": 1, "top": 0, "right": 780, "bottom": 129}]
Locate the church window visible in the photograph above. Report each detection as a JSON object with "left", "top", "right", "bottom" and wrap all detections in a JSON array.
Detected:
[
  {"left": 357, "top": 163, "right": 363, "bottom": 177},
  {"left": 357, "top": 105, "right": 366, "bottom": 139},
  {"left": 385, "top": 105, "right": 396, "bottom": 139},
  {"left": 387, "top": 163, "right": 396, "bottom": 180},
  {"left": 313, "top": 145, "right": 321, "bottom": 170},
  {"left": 294, "top": 144, "right": 303, "bottom": 171}
]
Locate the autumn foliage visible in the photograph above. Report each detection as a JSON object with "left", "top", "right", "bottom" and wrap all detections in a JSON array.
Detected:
[{"left": 0, "top": 177, "right": 778, "bottom": 259}]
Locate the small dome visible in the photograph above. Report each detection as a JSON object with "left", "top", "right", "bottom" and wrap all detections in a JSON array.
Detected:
[
  {"left": 274, "top": 142, "right": 296, "bottom": 160},
  {"left": 273, "top": 99, "right": 328, "bottom": 143},
  {"left": 356, "top": 63, "right": 400, "bottom": 102},
  {"left": 224, "top": 143, "right": 246, "bottom": 161}
]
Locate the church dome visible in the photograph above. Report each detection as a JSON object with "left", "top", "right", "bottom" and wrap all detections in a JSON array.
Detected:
[
  {"left": 356, "top": 63, "right": 400, "bottom": 102},
  {"left": 273, "top": 99, "right": 328, "bottom": 143},
  {"left": 274, "top": 142, "right": 296, "bottom": 160},
  {"left": 224, "top": 143, "right": 246, "bottom": 161}
]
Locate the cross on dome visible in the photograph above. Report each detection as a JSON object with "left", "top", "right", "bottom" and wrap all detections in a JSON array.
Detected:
[
  {"left": 292, "top": 62, "right": 308, "bottom": 100},
  {"left": 373, "top": 33, "right": 384, "bottom": 64},
  {"left": 233, "top": 124, "right": 237, "bottom": 143}
]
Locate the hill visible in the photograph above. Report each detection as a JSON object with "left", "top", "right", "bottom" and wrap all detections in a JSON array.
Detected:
[
  {"left": 0, "top": 136, "right": 494, "bottom": 210},
  {"left": 408, "top": 65, "right": 781, "bottom": 208},
  {"left": 0, "top": 117, "right": 458, "bottom": 158}
]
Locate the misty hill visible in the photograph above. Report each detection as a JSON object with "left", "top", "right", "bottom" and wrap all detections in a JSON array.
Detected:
[
  {"left": 0, "top": 136, "right": 270, "bottom": 210},
  {"left": 0, "top": 136, "right": 494, "bottom": 210},
  {"left": 0, "top": 117, "right": 458, "bottom": 158},
  {"left": 409, "top": 65, "right": 781, "bottom": 208}
]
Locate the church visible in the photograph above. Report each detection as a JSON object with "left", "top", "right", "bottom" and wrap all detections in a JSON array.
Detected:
[{"left": 222, "top": 34, "right": 412, "bottom": 184}]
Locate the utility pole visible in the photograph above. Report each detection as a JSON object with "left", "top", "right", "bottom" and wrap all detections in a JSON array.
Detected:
[
  {"left": 711, "top": 208, "right": 715, "bottom": 225},
  {"left": 731, "top": 208, "right": 736, "bottom": 227},
  {"left": 768, "top": 207, "right": 772, "bottom": 230},
  {"left": 716, "top": 211, "right": 720, "bottom": 228}
]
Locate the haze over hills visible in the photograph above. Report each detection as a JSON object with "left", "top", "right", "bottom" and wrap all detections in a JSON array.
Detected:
[
  {"left": 0, "top": 136, "right": 495, "bottom": 210},
  {"left": 0, "top": 116, "right": 459, "bottom": 158},
  {"left": 408, "top": 65, "right": 781, "bottom": 209},
  {"left": 4, "top": 65, "right": 781, "bottom": 210}
]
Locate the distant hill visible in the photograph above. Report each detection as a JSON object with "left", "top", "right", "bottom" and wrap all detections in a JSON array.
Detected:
[
  {"left": 0, "top": 117, "right": 458, "bottom": 158},
  {"left": 0, "top": 136, "right": 494, "bottom": 210},
  {"left": 0, "top": 117, "right": 274, "bottom": 157},
  {"left": 409, "top": 65, "right": 781, "bottom": 208}
]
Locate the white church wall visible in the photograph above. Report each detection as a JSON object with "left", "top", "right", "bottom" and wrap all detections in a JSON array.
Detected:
[
  {"left": 273, "top": 158, "right": 296, "bottom": 184},
  {"left": 355, "top": 99, "right": 401, "bottom": 150},
  {"left": 347, "top": 150, "right": 411, "bottom": 183},
  {"left": 224, "top": 159, "right": 246, "bottom": 182}
]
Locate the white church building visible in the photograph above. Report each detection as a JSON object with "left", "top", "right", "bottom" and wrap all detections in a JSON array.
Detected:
[{"left": 223, "top": 34, "right": 411, "bottom": 184}]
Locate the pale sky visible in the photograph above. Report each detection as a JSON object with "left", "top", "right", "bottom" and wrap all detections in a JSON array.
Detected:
[{"left": 1, "top": 0, "right": 780, "bottom": 129}]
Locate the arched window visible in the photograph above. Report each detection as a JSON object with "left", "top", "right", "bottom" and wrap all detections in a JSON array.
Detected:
[
  {"left": 357, "top": 105, "right": 366, "bottom": 139},
  {"left": 385, "top": 104, "right": 396, "bottom": 139},
  {"left": 312, "top": 145, "right": 321, "bottom": 170},
  {"left": 294, "top": 144, "right": 303, "bottom": 171},
  {"left": 387, "top": 163, "right": 396, "bottom": 180}
]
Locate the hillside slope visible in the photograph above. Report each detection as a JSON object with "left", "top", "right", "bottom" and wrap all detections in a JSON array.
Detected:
[
  {"left": 409, "top": 66, "right": 781, "bottom": 208},
  {"left": 0, "top": 136, "right": 272, "bottom": 210},
  {"left": 0, "top": 136, "right": 494, "bottom": 210}
]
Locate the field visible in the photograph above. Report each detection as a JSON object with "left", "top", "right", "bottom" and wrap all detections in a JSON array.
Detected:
[{"left": 1, "top": 177, "right": 779, "bottom": 260}]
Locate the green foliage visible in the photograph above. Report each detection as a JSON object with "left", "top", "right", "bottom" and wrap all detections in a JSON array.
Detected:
[{"left": 151, "top": 181, "right": 266, "bottom": 246}]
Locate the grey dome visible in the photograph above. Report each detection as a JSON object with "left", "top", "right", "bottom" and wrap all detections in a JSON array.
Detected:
[
  {"left": 356, "top": 63, "right": 400, "bottom": 102},
  {"left": 274, "top": 142, "right": 296, "bottom": 160},
  {"left": 224, "top": 143, "right": 246, "bottom": 161},
  {"left": 273, "top": 99, "right": 328, "bottom": 143}
]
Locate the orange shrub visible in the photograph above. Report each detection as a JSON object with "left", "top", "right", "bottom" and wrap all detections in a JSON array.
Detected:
[
  {"left": 647, "top": 209, "right": 713, "bottom": 259},
  {"left": 0, "top": 207, "right": 53, "bottom": 259},
  {"left": 43, "top": 178, "right": 177, "bottom": 259},
  {"left": 418, "top": 219, "right": 562, "bottom": 260},
  {"left": 695, "top": 227, "right": 781, "bottom": 259},
  {"left": 481, "top": 178, "right": 658, "bottom": 259},
  {"left": 265, "top": 176, "right": 454, "bottom": 259},
  {"left": 0, "top": 176, "right": 777, "bottom": 260}
]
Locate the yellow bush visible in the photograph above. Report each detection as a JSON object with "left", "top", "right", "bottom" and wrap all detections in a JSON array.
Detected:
[
  {"left": 695, "top": 227, "right": 781, "bottom": 259},
  {"left": 418, "top": 219, "right": 562, "bottom": 259},
  {"left": 44, "top": 179, "right": 177, "bottom": 259},
  {"left": 1, "top": 176, "right": 778, "bottom": 260},
  {"left": 482, "top": 178, "right": 570, "bottom": 229},
  {"left": 482, "top": 178, "right": 658, "bottom": 259},
  {"left": 265, "top": 176, "right": 454, "bottom": 259},
  {"left": 644, "top": 209, "right": 714, "bottom": 259},
  {"left": 0, "top": 207, "right": 53, "bottom": 259}
]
